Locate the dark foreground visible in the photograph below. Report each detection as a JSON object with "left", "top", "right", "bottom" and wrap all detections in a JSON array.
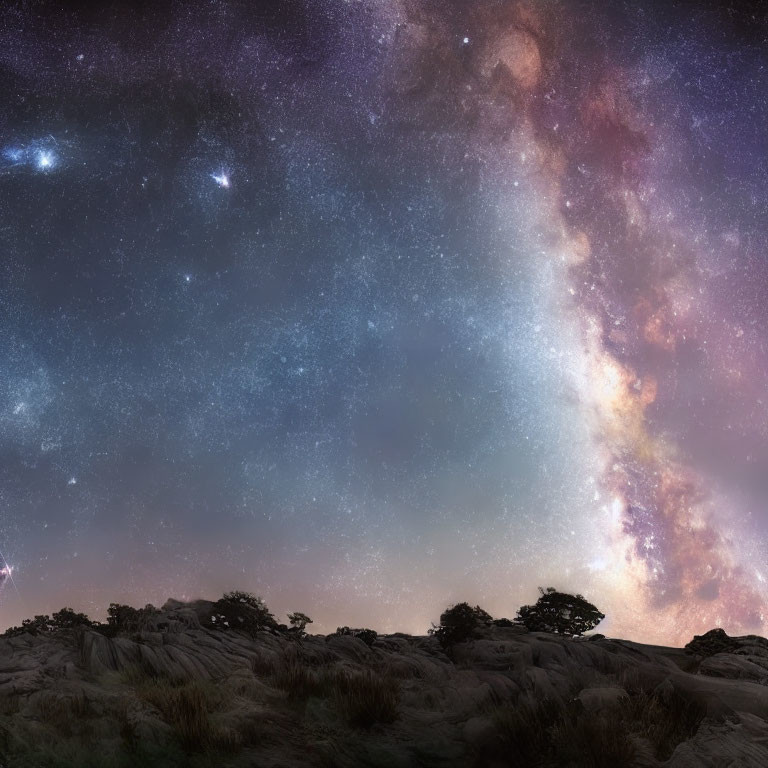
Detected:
[{"left": 1, "top": 599, "right": 767, "bottom": 767}]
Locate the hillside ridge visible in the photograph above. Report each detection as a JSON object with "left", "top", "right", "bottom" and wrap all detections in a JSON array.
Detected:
[{"left": 1, "top": 598, "right": 767, "bottom": 767}]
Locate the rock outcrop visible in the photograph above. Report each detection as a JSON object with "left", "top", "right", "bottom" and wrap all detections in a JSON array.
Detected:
[{"left": 685, "top": 627, "right": 768, "bottom": 686}]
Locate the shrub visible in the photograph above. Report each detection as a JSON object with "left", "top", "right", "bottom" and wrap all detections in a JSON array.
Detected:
[
  {"left": 205, "top": 591, "right": 277, "bottom": 636},
  {"left": 429, "top": 602, "right": 492, "bottom": 649},
  {"left": 333, "top": 626, "right": 378, "bottom": 646},
  {"left": 516, "top": 587, "right": 604, "bottom": 636}
]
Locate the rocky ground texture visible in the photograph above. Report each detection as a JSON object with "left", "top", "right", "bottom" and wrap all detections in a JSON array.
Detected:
[{"left": 1, "top": 600, "right": 767, "bottom": 767}]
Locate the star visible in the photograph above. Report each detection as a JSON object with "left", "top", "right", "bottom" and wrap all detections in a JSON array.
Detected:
[{"left": 36, "top": 151, "right": 55, "bottom": 170}]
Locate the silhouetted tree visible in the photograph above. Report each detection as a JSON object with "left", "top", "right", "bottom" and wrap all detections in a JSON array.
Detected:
[
  {"left": 106, "top": 603, "right": 140, "bottom": 633},
  {"left": 429, "top": 602, "right": 492, "bottom": 649},
  {"left": 3, "top": 615, "right": 53, "bottom": 637},
  {"left": 103, "top": 603, "right": 158, "bottom": 635},
  {"left": 206, "top": 591, "right": 277, "bottom": 636},
  {"left": 516, "top": 588, "right": 604, "bottom": 636},
  {"left": 3, "top": 607, "right": 96, "bottom": 637},
  {"left": 287, "top": 612, "right": 313, "bottom": 633},
  {"left": 51, "top": 607, "right": 93, "bottom": 630}
]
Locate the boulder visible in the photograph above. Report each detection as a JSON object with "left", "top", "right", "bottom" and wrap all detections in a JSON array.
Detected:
[{"left": 699, "top": 653, "right": 768, "bottom": 684}]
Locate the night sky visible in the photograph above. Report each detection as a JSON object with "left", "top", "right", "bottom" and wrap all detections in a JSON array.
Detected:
[{"left": 1, "top": 0, "right": 767, "bottom": 645}]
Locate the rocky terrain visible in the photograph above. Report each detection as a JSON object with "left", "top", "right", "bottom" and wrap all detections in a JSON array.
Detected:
[{"left": 1, "top": 599, "right": 768, "bottom": 767}]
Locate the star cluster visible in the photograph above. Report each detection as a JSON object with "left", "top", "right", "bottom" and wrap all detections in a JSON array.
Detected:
[{"left": 0, "top": 0, "right": 766, "bottom": 644}]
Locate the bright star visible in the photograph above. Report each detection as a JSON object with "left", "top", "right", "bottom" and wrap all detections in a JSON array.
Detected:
[
  {"left": 36, "top": 151, "right": 55, "bottom": 170},
  {"left": 211, "top": 172, "right": 230, "bottom": 188}
]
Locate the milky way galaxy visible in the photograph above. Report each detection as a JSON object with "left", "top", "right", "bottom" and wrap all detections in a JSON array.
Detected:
[{"left": 1, "top": 1, "right": 767, "bottom": 644}]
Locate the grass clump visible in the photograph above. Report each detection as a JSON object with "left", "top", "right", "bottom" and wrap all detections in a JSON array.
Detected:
[
  {"left": 549, "top": 709, "right": 636, "bottom": 767},
  {"left": 120, "top": 668, "right": 238, "bottom": 755},
  {"left": 488, "top": 682, "right": 706, "bottom": 767},
  {"left": 139, "top": 681, "right": 208, "bottom": 750},
  {"left": 136, "top": 679, "right": 229, "bottom": 752},
  {"left": 619, "top": 689, "right": 706, "bottom": 760},
  {"left": 330, "top": 669, "right": 399, "bottom": 728},
  {"left": 492, "top": 697, "right": 635, "bottom": 768},
  {"left": 272, "top": 661, "right": 399, "bottom": 728},
  {"left": 0, "top": 692, "right": 20, "bottom": 716},
  {"left": 272, "top": 661, "right": 326, "bottom": 702},
  {"left": 492, "top": 699, "right": 561, "bottom": 766},
  {"left": 34, "top": 691, "right": 92, "bottom": 738}
]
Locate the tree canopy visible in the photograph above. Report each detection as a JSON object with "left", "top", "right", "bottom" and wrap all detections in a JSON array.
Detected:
[
  {"left": 287, "top": 612, "right": 313, "bottom": 632},
  {"left": 206, "top": 591, "right": 277, "bottom": 636},
  {"left": 429, "top": 602, "right": 492, "bottom": 648},
  {"left": 516, "top": 587, "right": 604, "bottom": 636}
]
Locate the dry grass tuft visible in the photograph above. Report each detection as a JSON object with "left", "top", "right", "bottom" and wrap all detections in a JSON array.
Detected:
[
  {"left": 619, "top": 688, "right": 706, "bottom": 760},
  {"left": 549, "top": 709, "right": 636, "bottom": 767},
  {"left": 132, "top": 677, "right": 236, "bottom": 753},
  {"left": 488, "top": 680, "right": 706, "bottom": 768},
  {"left": 272, "top": 660, "right": 325, "bottom": 701},
  {"left": 251, "top": 653, "right": 278, "bottom": 678},
  {"left": 138, "top": 681, "right": 212, "bottom": 750},
  {"left": 271, "top": 661, "right": 399, "bottom": 728},
  {"left": 35, "top": 691, "right": 92, "bottom": 737},
  {"left": 492, "top": 698, "right": 556, "bottom": 765},
  {"left": 0, "top": 692, "right": 20, "bottom": 716},
  {"left": 329, "top": 668, "right": 399, "bottom": 728},
  {"left": 492, "top": 697, "right": 636, "bottom": 768}
]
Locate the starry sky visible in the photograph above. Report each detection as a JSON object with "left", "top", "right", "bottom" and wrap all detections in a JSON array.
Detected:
[{"left": 1, "top": 0, "right": 767, "bottom": 645}]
